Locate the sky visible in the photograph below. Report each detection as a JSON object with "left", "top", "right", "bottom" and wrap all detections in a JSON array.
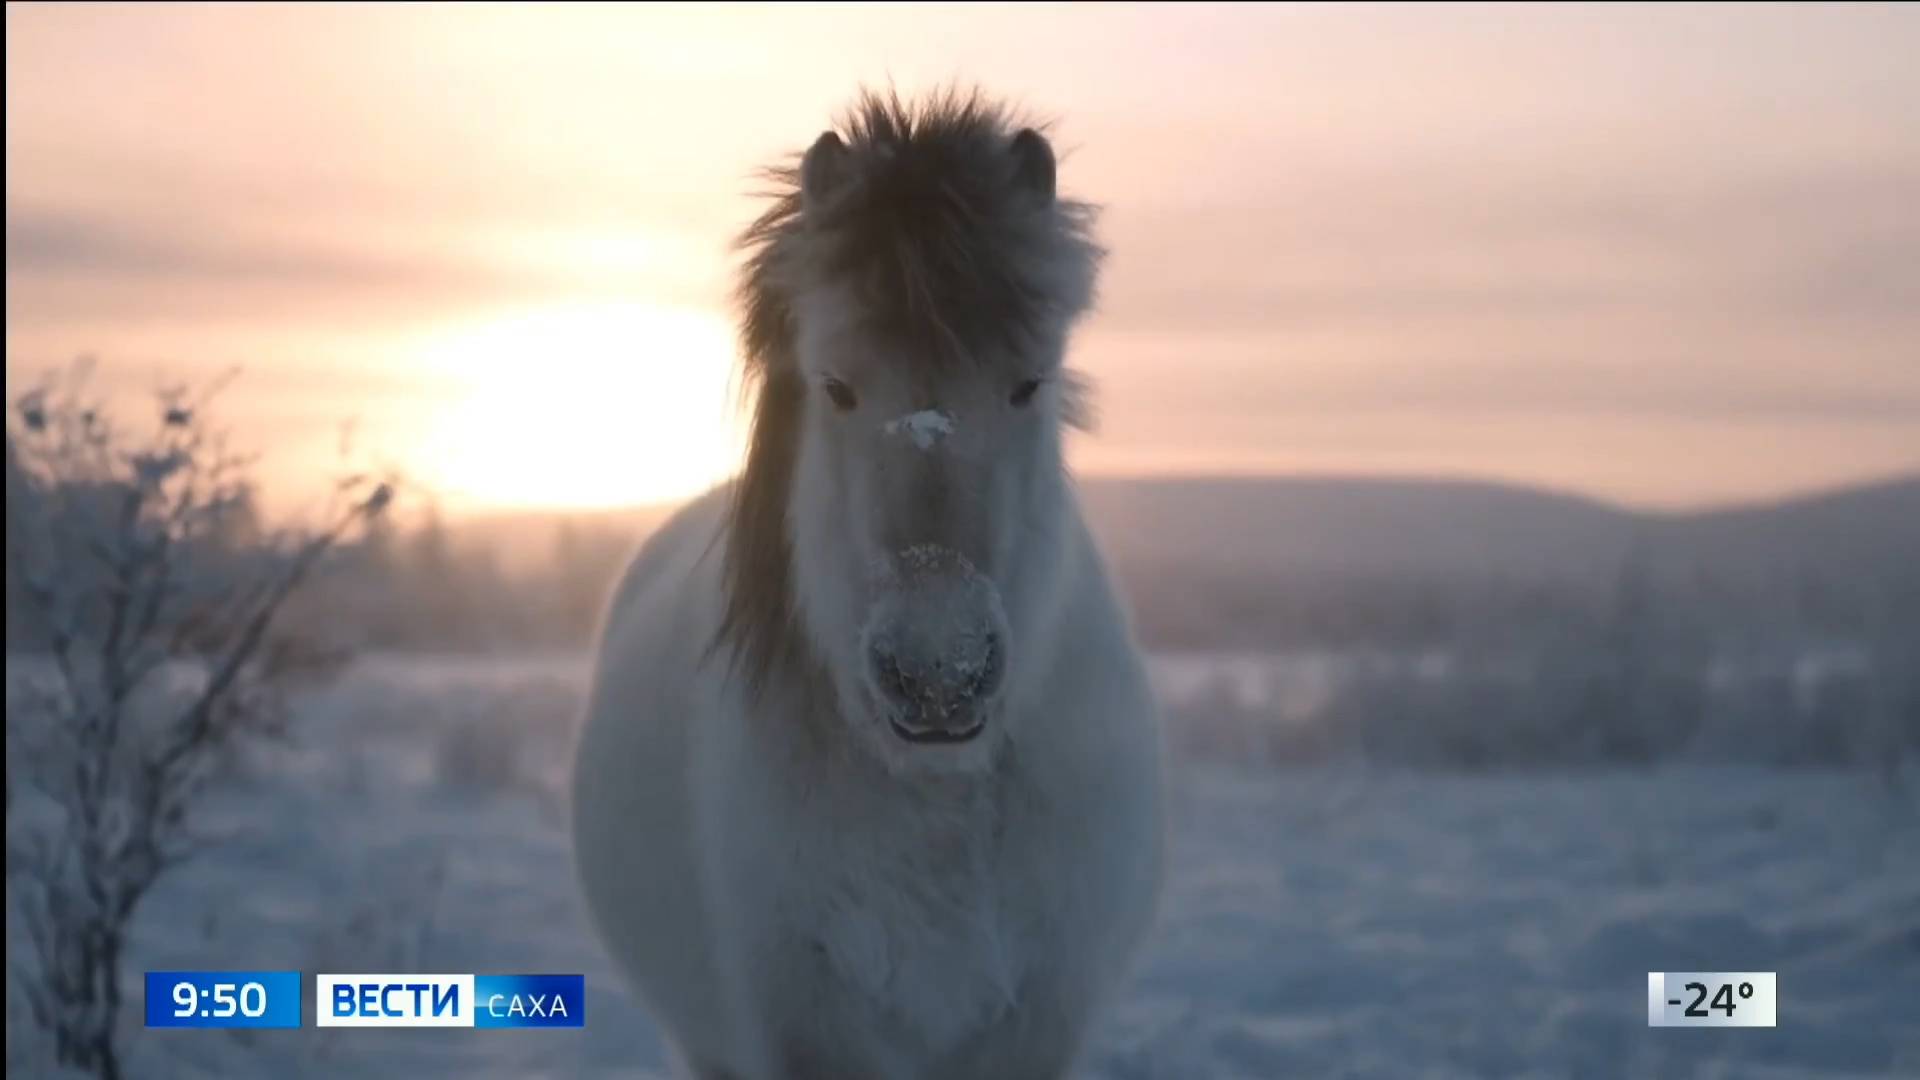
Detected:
[{"left": 6, "top": 2, "right": 1918, "bottom": 517}]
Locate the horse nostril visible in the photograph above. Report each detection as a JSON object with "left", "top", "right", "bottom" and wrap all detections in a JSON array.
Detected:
[
  {"left": 874, "top": 649, "right": 914, "bottom": 704},
  {"left": 971, "top": 632, "right": 1005, "bottom": 698}
]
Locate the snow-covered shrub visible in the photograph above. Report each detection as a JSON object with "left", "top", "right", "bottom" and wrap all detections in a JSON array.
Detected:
[
  {"left": 431, "top": 678, "right": 582, "bottom": 826},
  {"left": 433, "top": 716, "right": 527, "bottom": 794},
  {"left": 303, "top": 849, "right": 448, "bottom": 978},
  {"left": 4, "top": 359, "right": 393, "bottom": 1080}
]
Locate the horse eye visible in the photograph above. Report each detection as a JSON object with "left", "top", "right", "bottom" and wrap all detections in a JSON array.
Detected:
[
  {"left": 823, "top": 377, "right": 858, "bottom": 412},
  {"left": 1009, "top": 378, "right": 1043, "bottom": 407}
]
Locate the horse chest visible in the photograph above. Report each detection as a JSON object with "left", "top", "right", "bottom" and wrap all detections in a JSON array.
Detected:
[
  {"left": 773, "top": 789, "right": 1056, "bottom": 1055},
  {"left": 816, "top": 871, "right": 1017, "bottom": 1033}
]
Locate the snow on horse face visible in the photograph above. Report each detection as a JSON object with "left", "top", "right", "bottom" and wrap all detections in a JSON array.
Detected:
[{"left": 719, "top": 91, "right": 1103, "bottom": 775}]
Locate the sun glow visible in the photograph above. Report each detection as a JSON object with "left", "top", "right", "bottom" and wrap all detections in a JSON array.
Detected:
[{"left": 409, "top": 302, "right": 746, "bottom": 512}]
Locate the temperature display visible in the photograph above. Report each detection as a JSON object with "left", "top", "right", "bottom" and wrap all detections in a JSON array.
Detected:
[{"left": 1647, "top": 972, "right": 1776, "bottom": 1028}]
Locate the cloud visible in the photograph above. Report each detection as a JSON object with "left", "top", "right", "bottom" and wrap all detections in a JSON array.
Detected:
[
  {"left": 7, "top": 205, "right": 436, "bottom": 283},
  {"left": 1093, "top": 161, "right": 1920, "bottom": 339},
  {"left": 4, "top": 204, "right": 725, "bottom": 328}
]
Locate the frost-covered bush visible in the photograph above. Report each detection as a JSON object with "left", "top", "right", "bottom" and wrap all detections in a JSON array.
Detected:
[
  {"left": 4, "top": 359, "right": 392, "bottom": 1080},
  {"left": 430, "top": 679, "right": 582, "bottom": 829},
  {"left": 434, "top": 717, "right": 527, "bottom": 794}
]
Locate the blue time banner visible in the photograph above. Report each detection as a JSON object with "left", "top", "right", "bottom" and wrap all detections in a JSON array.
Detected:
[{"left": 145, "top": 971, "right": 302, "bottom": 1029}]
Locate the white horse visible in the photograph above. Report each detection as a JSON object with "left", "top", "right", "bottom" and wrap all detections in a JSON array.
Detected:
[{"left": 571, "top": 88, "right": 1165, "bottom": 1080}]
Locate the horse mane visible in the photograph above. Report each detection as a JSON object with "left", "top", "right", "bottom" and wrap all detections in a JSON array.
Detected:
[{"left": 714, "top": 85, "right": 1105, "bottom": 696}]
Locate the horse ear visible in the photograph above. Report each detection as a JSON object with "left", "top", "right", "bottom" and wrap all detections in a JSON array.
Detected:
[
  {"left": 1009, "top": 128, "right": 1056, "bottom": 204},
  {"left": 800, "top": 131, "right": 850, "bottom": 214}
]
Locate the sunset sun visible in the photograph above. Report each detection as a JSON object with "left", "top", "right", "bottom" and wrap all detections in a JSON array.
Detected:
[{"left": 409, "top": 301, "right": 745, "bottom": 512}]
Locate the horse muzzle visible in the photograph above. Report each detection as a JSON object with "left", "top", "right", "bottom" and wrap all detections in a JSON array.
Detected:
[{"left": 861, "top": 545, "right": 1009, "bottom": 746}]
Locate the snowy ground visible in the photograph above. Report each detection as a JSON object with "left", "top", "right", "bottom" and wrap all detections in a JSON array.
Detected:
[{"left": 11, "top": 654, "right": 1919, "bottom": 1078}]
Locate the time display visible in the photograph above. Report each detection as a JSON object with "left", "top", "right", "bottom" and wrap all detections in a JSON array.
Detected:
[{"left": 145, "top": 971, "right": 301, "bottom": 1029}]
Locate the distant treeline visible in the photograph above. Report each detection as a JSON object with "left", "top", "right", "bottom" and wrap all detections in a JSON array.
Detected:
[
  {"left": 1122, "top": 555, "right": 1920, "bottom": 655},
  {"left": 276, "top": 512, "right": 641, "bottom": 654}
]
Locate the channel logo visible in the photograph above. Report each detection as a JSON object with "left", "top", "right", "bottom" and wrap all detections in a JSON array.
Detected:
[{"left": 316, "top": 974, "right": 584, "bottom": 1028}]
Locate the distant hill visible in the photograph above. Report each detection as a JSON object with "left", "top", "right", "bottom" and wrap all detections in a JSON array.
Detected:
[
  {"left": 1646, "top": 474, "right": 1920, "bottom": 584},
  {"left": 1075, "top": 472, "right": 1920, "bottom": 588},
  {"left": 1074, "top": 475, "right": 1639, "bottom": 584},
  {"left": 452, "top": 471, "right": 1920, "bottom": 590}
]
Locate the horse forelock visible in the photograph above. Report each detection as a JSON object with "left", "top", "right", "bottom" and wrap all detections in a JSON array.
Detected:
[{"left": 716, "top": 84, "right": 1104, "bottom": 695}]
